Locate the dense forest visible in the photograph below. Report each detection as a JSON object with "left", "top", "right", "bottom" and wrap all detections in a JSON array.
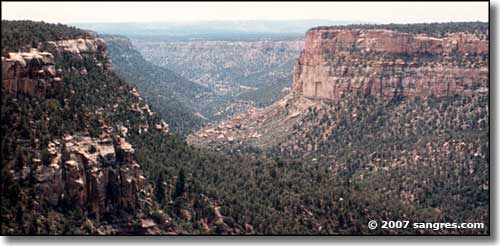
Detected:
[
  {"left": 187, "top": 92, "right": 489, "bottom": 235},
  {"left": 0, "top": 20, "right": 489, "bottom": 235}
]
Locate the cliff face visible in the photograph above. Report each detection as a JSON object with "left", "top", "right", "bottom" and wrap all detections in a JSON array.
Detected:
[
  {"left": 293, "top": 29, "right": 489, "bottom": 99},
  {"left": 2, "top": 38, "right": 112, "bottom": 98},
  {"left": 18, "top": 134, "right": 154, "bottom": 223}
]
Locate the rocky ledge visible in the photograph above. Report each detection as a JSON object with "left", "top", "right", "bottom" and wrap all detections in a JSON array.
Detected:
[
  {"left": 7, "top": 131, "right": 174, "bottom": 234},
  {"left": 11, "top": 133, "right": 149, "bottom": 218},
  {"left": 2, "top": 38, "right": 112, "bottom": 98}
]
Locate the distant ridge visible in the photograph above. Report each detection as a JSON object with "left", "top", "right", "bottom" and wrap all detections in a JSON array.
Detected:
[{"left": 72, "top": 20, "right": 369, "bottom": 41}]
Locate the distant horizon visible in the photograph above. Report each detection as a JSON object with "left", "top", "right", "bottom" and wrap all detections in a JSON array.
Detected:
[
  {"left": 64, "top": 19, "right": 487, "bottom": 25},
  {"left": 1, "top": 2, "right": 488, "bottom": 24}
]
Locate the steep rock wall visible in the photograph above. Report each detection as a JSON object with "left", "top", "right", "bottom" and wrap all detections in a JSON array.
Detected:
[
  {"left": 18, "top": 134, "right": 154, "bottom": 221},
  {"left": 293, "top": 29, "right": 489, "bottom": 99}
]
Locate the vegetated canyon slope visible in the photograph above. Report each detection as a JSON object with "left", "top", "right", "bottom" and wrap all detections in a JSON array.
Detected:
[
  {"left": 188, "top": 23, "right": 489, "bottom": 234},
  {"left": 1, "top": 21, "right": 174, "bottom": 234},
  {"left": 1, "top": 21, "right": 257, "bottom": 235},
  {"left": 103, "top": 35, "right": 210, "bottom": 135},
  {"left": 2, "top": 20, "right": 378, "bottom": 236},
  {"left": 133, "top": 39, "right": 304, "bottom": 121}
]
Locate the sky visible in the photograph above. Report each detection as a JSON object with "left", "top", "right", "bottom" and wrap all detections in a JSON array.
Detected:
[{"left": 1, "top": 1, "right": 489, "bottom": 24}]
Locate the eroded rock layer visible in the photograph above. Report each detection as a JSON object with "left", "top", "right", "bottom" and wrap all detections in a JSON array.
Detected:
[
  {"left": 19, "top": 134, "right": 152, "bottom": 220},
  {"left": 293, "top": 29, "right": 489, "bottom": 99},
  {"left": 2, "top": 38, "right": 112, "bottom": 98}
]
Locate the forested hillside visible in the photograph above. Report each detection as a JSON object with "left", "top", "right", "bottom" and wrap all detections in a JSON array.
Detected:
[
  {"left": 188, "top": 92, "right": 489, "bottom": 235},
  {"left": 104, "top": 35, "right": 209, "bottom": 135}
]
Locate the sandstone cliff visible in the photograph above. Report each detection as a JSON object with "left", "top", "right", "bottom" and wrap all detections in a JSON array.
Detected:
[
  {"left": 14, "top": 133, "right": 155, "bottom": 225},
  {"left": 2, "top": 38, "right": 112, "bottom": 98},
  {"left": 293, "top": 28, "right": 488, "bottom": 99}
]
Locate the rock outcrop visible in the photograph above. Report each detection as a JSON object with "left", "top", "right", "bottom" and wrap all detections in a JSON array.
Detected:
[
  {"left": 11, "top": 133, "right": 155, "bottom": 222},
  {"left": 2, "top": 49, "right": 62, "bottom": 98},
  {"left": 42, "top": 38, "right": 113, "bottom": 70},
  {"left": 293, "top": 29, "right": 489, "bottom": 100},
  {"left": 2, "top": 38, "right": 112, "bottom": 98}
]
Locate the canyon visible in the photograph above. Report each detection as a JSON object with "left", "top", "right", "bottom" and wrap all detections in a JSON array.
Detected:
[
  {"left": 189, "top": 27, "right": 489, "bottom": 150},
  {"left": 185, "top": 25, "right": 489, "bottom": 236},
  {"left": 134, "top": 39, "right": 304, "bottom": 121},
  {"left": 1, "top": 20, "right": 490, "bottom": 235},
  {"left": 104, "top": 35, "right": 210, "bottom": 135}
]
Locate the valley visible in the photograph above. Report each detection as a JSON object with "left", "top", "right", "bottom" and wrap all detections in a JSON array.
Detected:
[
  {"left": 133, "top": 39, "right": 304, "bottom": 122},
  {"left": 103, "top": 35, "right": 210, "bottom": 135},
  {"left": 1, "top": 20, "right": 490, "bottom": 236}
]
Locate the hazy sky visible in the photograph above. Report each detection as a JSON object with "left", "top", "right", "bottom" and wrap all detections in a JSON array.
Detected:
[{"left": 1, "top": 1, "right": 489, "bottom": 24}]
